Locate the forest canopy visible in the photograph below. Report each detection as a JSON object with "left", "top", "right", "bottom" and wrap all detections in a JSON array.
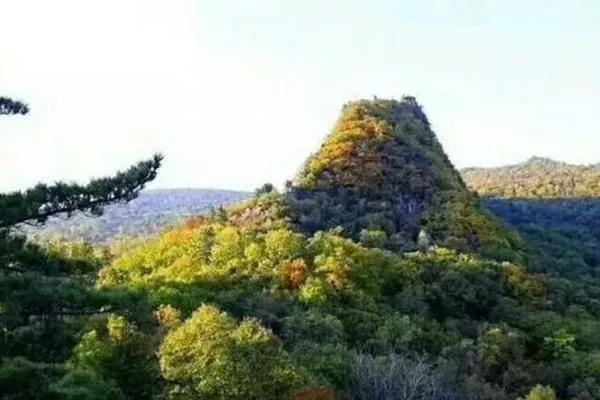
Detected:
[
  {"left": 462, "top": 156, "right": 600, "bottom": 198},
  {"left": 4, "top": 96, "right": 600, "bottom": 400}
]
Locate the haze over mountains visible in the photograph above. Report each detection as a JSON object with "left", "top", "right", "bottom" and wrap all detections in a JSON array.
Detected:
[{"left": 24, "top": 188, "right": 251, "bottom": 243}]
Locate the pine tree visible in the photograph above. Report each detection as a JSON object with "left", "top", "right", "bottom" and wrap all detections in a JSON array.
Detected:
[
  {"left": 0, "top": 97, "right": 163, "bottom": 398},
  {"left": 0, "top": 96, "right": 29, "bottom": 115}
]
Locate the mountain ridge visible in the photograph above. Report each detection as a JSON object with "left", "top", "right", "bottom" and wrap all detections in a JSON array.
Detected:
[
  {"left": 462, "top": 156, "right": 600, "bottom": 173},
  {"left": 284, "top": 96, "right": 523, "bottom": 260},
  {"left": 25, "top": 188, "right": 252, "bottom": 243},
  {"left": 462, "top": 155, "right": 600, "bottom": 198}
]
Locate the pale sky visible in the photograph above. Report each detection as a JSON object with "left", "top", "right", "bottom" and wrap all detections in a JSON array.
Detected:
[{"left": 1, "top": 0, "right": 599, "bottom": 192}]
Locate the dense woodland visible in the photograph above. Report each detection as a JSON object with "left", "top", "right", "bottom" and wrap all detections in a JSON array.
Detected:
[
  {"left": 3, "top": 96, "right": 600, "bottom": 400},
  {"left": 462, "top": 157, "right": 600, "bottom": 198}
]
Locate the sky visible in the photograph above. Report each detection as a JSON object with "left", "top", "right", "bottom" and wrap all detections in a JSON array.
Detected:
[{"left": 1, "top": 0, "right": 599, "bottom": 192}]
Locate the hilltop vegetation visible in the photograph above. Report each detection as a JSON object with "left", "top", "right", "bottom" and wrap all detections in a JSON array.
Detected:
[
  {"left": 4, "top": 96, "right": 600, "bottom": 400},
  {"left": 287, "top": 97, "right": 523, "bottom": 261},
  {"left": 462, "top": 157, "right": 600, "bottom": 198}
]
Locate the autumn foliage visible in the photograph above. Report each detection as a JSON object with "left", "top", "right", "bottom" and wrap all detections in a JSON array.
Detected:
[
  {"left": 6, "top": 96, "right": 600, "bottom": 399},
  {"left": 286, "top": 97, "right": 524, "bottom": 261}
]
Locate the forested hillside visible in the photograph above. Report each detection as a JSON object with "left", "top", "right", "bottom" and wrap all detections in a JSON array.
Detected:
[
  {"left": 462, "top": 158, "right": 600, "bottom": 276},
  {"left": 462, "top": 160, "right": 600, "bottom": 337},
  {"left": 5, "top": 96, "right": 600, "bottom": 400},
  {"left": 286, "top": 97, "right": 523, "bottom": 261},
  {"left": 462, "top": 157, "right": 600, "bottom": 198}
]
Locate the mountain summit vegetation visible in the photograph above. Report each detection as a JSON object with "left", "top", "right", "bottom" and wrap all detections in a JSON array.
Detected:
[
  {"left": 4, "top": 96, "right": 600, "bottom": 400},
  {"left": 286, "top": 96, "right": 523, "bottom": 261}
]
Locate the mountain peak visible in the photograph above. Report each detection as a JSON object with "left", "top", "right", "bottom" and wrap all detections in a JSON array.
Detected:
[
  {"left": 286, "top": 97, "right": 522, "bottom": 258},
  {"left": 463, "top": 156, "right": 600, "bottom": 199}
]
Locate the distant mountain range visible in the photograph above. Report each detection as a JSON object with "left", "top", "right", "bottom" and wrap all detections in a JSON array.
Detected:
[
  {"left": 23, "top": 156, "right": 600, "bottom": 245},
  {"left": 462, "top": 156, "right": 600, "bottom": 278},
  {"left": 461, "top": 156, "right": 600, "bottom": 198},
  {"left": 23, "top": 188, "right": 252, "bottom": 243}
]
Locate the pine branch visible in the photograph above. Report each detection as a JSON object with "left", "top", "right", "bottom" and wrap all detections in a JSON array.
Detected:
[
  {"left": 0, "top": 153, "right": 163, "bottom": 229},
  {"left": 0, "top": 97, "right": 29, "bottom": 115}
]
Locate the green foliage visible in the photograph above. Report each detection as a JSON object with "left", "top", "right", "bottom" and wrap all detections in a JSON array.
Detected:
[
  {"left": 463, "top": 157, "right": 600, "bottom": 199},
  {"left": 290, "top": 341, "right": 353, "bottom": 389},
  {"left": 255, "top": 182, "right": 276, "bottom": 196},
  {"left": 49, "top": 314, "right": 159, "bottom": 398},
  {"left": 359, "top": 228, "right": 388, "bottom": 248},
  {"left": 0, "top": 154, "right": 162, "bottom": 229},
  {"left": 286, "top": 97, "right": 523, "bottom": 260},
  {"left": 50, "top": 367, "right": 125, "bottom": 400},
  {"left": 227, "top": 191, "right": 291, "bottom": 232},
  {"left": 8, "top": 95, "right": 600, "bottom": 399},
  {"left": 0, "top": 96, "right": 29, "bottom": 115},
  {"left": 479, "top": 197, "right": 600, "bottom": 318},
  {"left": 0, "top": 357, "right": 64, "bottom": 399},
  {"left": 159, "top": 305, "right": 303, "bottom": 399},
  {"left": 98, "top": 214, "right": 569, "bottom": 398},
  {"left": 0, "top": 98, "right": 162, "bottom": 398},
  {"left": 543, "top": 329, "right": 576, "bottom": 360},
  {"left": 518, "top": 384, "right": 557, "bottom": 400}
]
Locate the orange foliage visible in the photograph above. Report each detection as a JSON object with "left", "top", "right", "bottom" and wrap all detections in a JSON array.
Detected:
[
  {"left": 181, "top": 216, "right": 207, "bottom": 230},
  {"left": 154, "top": 305, "right": 181, "bottom": 328},
  {"left": 294, "top": 388, "right": 335, "bottom": 400},
  {"left": 282, "top": 258, "right": 309, "bottom": 288},
  {"left": 161, "top": 227, "right": 199, "bottom": 247}
]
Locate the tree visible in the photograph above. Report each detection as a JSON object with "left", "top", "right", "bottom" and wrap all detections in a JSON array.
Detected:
[
  {"left": 51, "top": 314, "right": 161, "bottom": 399},
  {"left": 0, "top": 97, "right": 163, "bottom": 398},
  {"left": 159, "top": 305, "right": 303, "bottom": 400},
  {"left": 1, "top": 97, "right": 162, "bottom": 230},
  {"left": 543, "top": 328, "right": 576, "bottom": 359},
  {"left": 255, "top": 182, "right": 276, "bottom": 196},
  {"left": 348, "top": 353, "right": 455, "bottom": 400},
  {"left": 0, "top": 97, "right": 29, "bottom": 115},
  {"left": 518, "top": 384, "right": 556, "bottom": 400}
]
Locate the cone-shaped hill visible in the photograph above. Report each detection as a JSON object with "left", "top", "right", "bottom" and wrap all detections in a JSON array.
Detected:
[
  {"left": 284, "top": 96, "right": 523, "bottom": 259},
  {"left": 92, "top": 96, "right": 592, "bottom": 400}
]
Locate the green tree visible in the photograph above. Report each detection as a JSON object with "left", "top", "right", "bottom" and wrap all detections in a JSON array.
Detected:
[
  {"left": 543, "top": 328, "right": 576, "bottom": 359},
  {"left": 0, "top": 97, "right": 29, "bottom": 115},
  {"left": 51, "top": 315, "right": 161, "bottom": 399},
  {"left": 159, "top": 305, "right": 303, "bottom": 400},
  {"left": 518, "top": 384, "right": 556, "bottom": 400},
  {"left": 255, "top": 182, "right": 276, "bottom": 196},
  {"left": 0, "top": 97, "right": 163, "bottom": 398}
]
